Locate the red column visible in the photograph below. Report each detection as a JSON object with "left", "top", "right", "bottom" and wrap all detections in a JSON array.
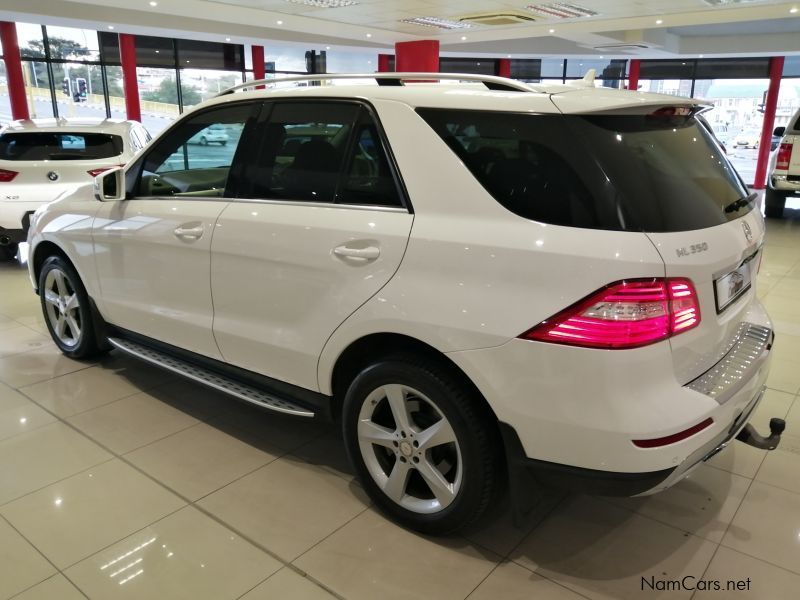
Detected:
[
  {"left": 119, "top": 34, "right": 141, "bottom": 122},
  {"left": 0, "top": 22, "right": 30, "bottom": 121},
  {"left": 627, "top": 59, "right": 640, "bottom": 91},
  {"left": 252, "top": 45, "right": 266, "bottom": 89},
  {"left": 754, "top": 56, "right": 785, "bottom": 190},
  {"left": 377, "top": 54, "right": 392, "bottom": 73},
  {"left": 395, "top": 40, "right": 439, "bottom": 72},
  {"left": 496, "top": 58, "right": 511, "bottom": 78}
]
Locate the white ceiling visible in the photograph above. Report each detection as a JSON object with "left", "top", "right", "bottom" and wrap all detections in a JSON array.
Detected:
[{"left": 1, "top": 0, "right": 799, "bottom": 57}]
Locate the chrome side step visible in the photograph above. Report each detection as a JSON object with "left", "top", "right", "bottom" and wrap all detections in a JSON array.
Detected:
[{"left": 108, "top": 337, "right": 314, "bottom": 418}]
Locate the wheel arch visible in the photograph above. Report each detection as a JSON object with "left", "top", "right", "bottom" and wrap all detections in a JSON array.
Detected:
[
  {"left": 31, "top": 240, "right": 72, "bottom": 291},
  {"left": 328, "top": 332, "right": 500, "bottom": 425}
]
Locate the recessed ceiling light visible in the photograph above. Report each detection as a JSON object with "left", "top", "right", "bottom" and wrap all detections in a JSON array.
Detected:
[
  {"left": 326, "top": 46, "right": 331, "bottom": 50},
  {"left": 277, "top": 20, "right": 284, "bottom": 25},
  {"left": 791, "top": 7, "right": 799, "bottom": 13},
  {"left": 400, "top": 16, "right": 472, "bottom": 30},
  {"left": 526, "top": 3, "right": 597, "bottom": 19},
  {"left": 507, "top": 54, "right": 511, "bottom": 58},
  {"left": 599, "top": 55, "right": 604, "bottom": 58},
  {"left": 461, "top": 35, "right": 467, "bottom": 40},
  {"left": 225, "top": 37, "right": 231, "bottom": 41},
  {"left": 699, "top": 54, "right": 704, "bottom": 58},
  {"left": 107, "top": 25, "right": 115, "bottom": 29},
  {"left": 366, "top": 33, "right": 372, "bottom": 37},
  {"left": 549, "top": 28, "right": 555, "bottom": 33},
  {"left": 149, "top": 1, "right": 158, "bottom": 6},
  {"left": 285, "top": 0, "right": 359, "bottom": 7},
  {"left": 155, "top": 50, "right": 160, "bottom": 53},
  {"left": 656, "top": 19, "right": 663, "bottom": 24},
  {"left": 186, "top": 60, "right": 190, "bottom": 63}
]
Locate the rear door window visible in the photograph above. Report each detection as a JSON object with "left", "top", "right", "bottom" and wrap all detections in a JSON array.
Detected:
[
  {"left": 0, "top": 132, "right": 123, "bottom": 160},
  {"left": 417, "top": 108, "right": 752, "bottom": 232}
]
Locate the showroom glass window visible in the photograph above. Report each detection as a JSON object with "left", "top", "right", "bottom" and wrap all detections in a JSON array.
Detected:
[{"left": 135, "top": 102, "right": 257, "bottom": 198}]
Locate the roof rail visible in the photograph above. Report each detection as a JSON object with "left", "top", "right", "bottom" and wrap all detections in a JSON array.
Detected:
[{"left": 216, "top": 72, "right": 536, "bottom": 96}]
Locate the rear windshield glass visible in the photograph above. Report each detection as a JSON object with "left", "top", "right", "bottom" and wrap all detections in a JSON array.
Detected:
[
  {"left": 0, "top": 132, "right": 123, "bottom": 161},
  {"left": 417, "top": 109, "right": 752, "bottom": 232}
]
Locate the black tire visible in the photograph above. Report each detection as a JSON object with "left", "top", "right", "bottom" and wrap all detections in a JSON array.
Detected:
[
  {"left": 199, "top": 136, "right": 208, "bottom": 146},
  {"left": 0, "top": 243, "right": 18, "bottom": 261},
  {"left": 342, "top": 355, "right": 502, "bottom": 534},
  {"left": 220, "top": 141, "right": 227, "bottom": 146},
  {"left": 38, "top": 255, "right": 103, "bottom": 359},
  {"left": 765, "top": 188, "right": 786, "bottom": 219}
]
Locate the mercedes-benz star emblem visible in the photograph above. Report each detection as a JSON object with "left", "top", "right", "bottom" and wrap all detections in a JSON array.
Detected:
[
  {"left": 46, "top": 171, "right": 59, "bottom": 182},
  {"left": 742, "top": 221, "right": 753, "bottom": 243}
]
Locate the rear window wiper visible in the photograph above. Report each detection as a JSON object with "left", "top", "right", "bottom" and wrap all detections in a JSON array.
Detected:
[{"left": 724, "top": 192, "right": 757, "bottom": 214}]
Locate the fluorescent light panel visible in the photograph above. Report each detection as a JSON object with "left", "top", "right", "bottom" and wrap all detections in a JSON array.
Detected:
[
  {"left": 400, "top": 16, "right": 474, "bottom": 30},
  {"left": 526, "top": 3, "right": 598, "bottom": 18},
  {"left": 285, "top": 0, "right": 358, "bottom": 8}
]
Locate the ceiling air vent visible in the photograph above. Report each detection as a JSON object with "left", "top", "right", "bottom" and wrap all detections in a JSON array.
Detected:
[
  {"left": 459, "top": 11, "right": 537, "bottom": 26},
  {"left": 592, "top": 43, "right": 653, "bottom": 52},
  {"left": 701, "top": 0, "right": 762, "bottom": 6},
  {"left": 526, "top": 3, "right": 598, "bottom": 19}
]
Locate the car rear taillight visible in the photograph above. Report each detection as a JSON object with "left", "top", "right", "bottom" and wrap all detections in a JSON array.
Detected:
[
  {"left": 776, "top": 143, "right": 793, "bottom": 170},
  {"left": 520, "top": 278, "right": 700, "bottom": 349},
  {"left": 0, "top": 168, "right": 19, "bottom": 182}
]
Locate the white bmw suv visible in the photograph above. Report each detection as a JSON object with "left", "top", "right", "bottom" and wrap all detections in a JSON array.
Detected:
[
  {"left": 0, "top": 118, "right": 150, "bottom": 261},
  {"left": 26, "top": 74, "right": 782, "bottom": 534}
]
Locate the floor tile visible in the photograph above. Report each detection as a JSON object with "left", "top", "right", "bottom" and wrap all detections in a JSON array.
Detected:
[
  {"left": 1, "top": 459, "right": 186, "bottom": 569},
  {"left": 11, "top": 574, "right": 87, "bottom": 600},
  {"left": 722, "top": 482, "right": 800, "bottom": 575},
  {"left": 756, "top": 447, "right": 800, "bottom": 495},
  {"left": 290, "top": 431, "right": 355, "bottom": 482},
  {"left": 510, "top": 496, "right": 718, "bottom": 600},
  {"left": 65, "top": 506, "right": 280, "bottom": 600},
  {"left": 240, "top": 568, "right": 338, "bottom": 600},
  {"left": 0, "top": 422, "right": 111, "bottom": 506},
  {"left": 0, "top": 382, "right": 56, "bottom": 442},
  {"left": 295, "top": 509, "right": 501, "bottom": 600},
  {"left": 0, "top": 345, "right": 89, "bottom": 388},
  {"left": 0, "top": 517, "right": 56, "bottom": 599},
  {"left": 199, "top": 457, "right": 368, "bottom": 561},
  {"left": 125, "top": 421, "right": 278, "bottom": 501},
  {"left": 694, "top": 545, "right": 800, "bottom": 599},
  {"left": 67, "top": 391, "right": 198, "bottom": 454},
  {"left": 21, "top": 363, "right": 164, "bottom": 418},
  {"left": 0, "top": 325, "right": 49, "bottom": 358},
  {"left": 468, "top": 561, "right": 586, "bottom": 600},
  {"left": 607, "top": 464, "right": 751, "bottom": 543},
  {"left": 462, "top": 489, "right": 566, "bottom": 558},
  {"left": 765, "top": 356, "right": 800, "bottom": 394}
]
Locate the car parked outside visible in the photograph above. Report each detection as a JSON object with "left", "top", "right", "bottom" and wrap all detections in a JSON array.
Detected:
[
  {"left": 734, "top": 129, "right": 761, "bottom": 149},
  {"left": 0, "top": 118, "right": 150, "bottom": 260},
  {"left": 188, "top": 123, "right": 229, "bottom": 145},
  {"left": 26, "top": 74, "right": 780, "bottom": 533},
  {"left": 765, "top": 107, "right": 800, "bottom": 218}
]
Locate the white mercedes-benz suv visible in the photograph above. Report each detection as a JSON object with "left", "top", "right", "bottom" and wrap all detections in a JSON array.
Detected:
[
  {"left": 0, "top": 118, "right": 151, "bottom": 261},
  {"left": 26, "top": 73, "right": 783, "bottom": 534}
]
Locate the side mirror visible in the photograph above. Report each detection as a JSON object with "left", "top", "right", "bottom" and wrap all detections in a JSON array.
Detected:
[
  {"left": 93, "top": 166, "right": 126, "bottom": 202},
  {"left": 773, "top": 126, "right": 786, "bottom": 138}
]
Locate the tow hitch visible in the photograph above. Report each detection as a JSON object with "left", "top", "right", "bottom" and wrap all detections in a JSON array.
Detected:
[{"left": 736, "top": 418, "right": 785, "bottom": 450}]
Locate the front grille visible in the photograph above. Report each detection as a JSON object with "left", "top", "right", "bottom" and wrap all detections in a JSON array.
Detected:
[{"left": 686, "top": 323, "right": 772, "bottom": 404}]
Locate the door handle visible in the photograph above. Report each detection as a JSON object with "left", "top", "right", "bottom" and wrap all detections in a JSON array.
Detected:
[
  {"left": 174, "top": 225, "right": 205, "bottom": 240},
  {"left": 333, "top": 245, "right": 380, "bottom": 261}
]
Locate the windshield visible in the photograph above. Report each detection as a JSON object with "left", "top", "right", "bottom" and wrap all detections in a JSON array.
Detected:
[
  {"left": 417, "top": 109, "right": 752, "bottom": 233},
  {"left": 0, "top": 132, "right": 123, "bottom": 161}
]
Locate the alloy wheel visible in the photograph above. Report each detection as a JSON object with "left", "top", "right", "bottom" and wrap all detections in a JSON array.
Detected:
[
  {"left": 42, "top": 268, "right": 82, "bottom": 348},
  {"left": 357, "top": 384, "right": 463, "bottom": 514}
]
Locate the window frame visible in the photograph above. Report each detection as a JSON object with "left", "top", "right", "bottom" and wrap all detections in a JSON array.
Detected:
[
  {"left": 234, "top": 98, "right": 412, "bottom": 213},
  {"left": 125, "top": 99, "right": 263, "bottom": 200}
]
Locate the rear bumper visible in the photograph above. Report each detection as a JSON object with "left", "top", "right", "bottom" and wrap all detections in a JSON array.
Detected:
[
  {"left": 770, "top": 176, "right": 800, "bottom": 193},
  {"left": 499, "top": 382, "right": 767, "bottom": 497},
  {"left": 0, "top": 212, "right": 33, "bottom": 244}
]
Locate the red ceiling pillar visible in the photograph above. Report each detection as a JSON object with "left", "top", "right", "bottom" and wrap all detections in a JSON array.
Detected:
[
  {"left": 627, "top": 59, "right": 640, "bottom": 91},
  {"left": 0, "top": 22, "right": 30, "bottom": 121},
  {"left": 395, "top": 40, "right": 439, "bottom": 72},
  {"left": 119, "top": 33, "right": 141, "bottom": 122},
  {"left": 252, "top": 45, "right": 266, "bottom": 89},
  {"left": 496, "top": 58, "right": 511, "bottom": 78},
  {"left": 377, "top": 53, "right": 393, "bottom": 73},
  {"left": 754, "top": 56, "right": 785, "bottom": 189}
]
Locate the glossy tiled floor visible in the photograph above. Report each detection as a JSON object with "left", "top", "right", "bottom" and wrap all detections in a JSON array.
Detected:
[{"left": 2, "top": 208, "right": 800, "bottom": 600}]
